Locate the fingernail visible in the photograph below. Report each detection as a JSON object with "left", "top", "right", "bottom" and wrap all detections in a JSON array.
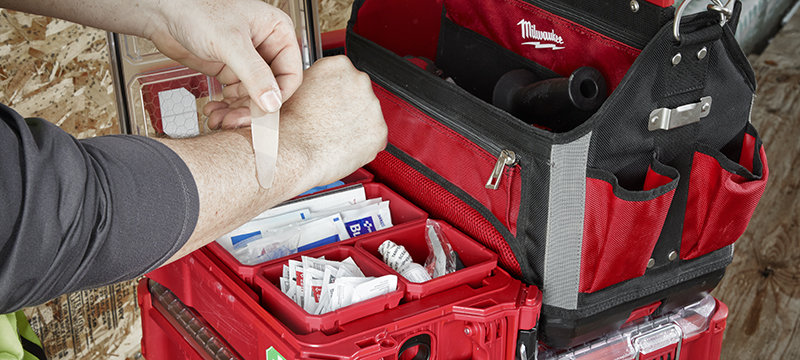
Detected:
[{"left": 258, "top": 90, "right": 282, "bottom": 113}]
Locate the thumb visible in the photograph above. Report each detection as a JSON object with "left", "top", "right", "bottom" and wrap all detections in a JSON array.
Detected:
[{"left": 224, "top": 43, "right": 283, "bottom": 113}]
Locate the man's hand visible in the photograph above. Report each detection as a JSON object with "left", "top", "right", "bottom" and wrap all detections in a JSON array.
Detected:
[
  {"left": 148, "top": 0, "right": 303, "bottom": 120},
  {"left": 278, "top": 56, "right": 388, "bottom": 191}
]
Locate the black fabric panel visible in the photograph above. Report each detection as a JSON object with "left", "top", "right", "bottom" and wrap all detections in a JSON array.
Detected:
[
  {"left": 436, "top": 14, "right": 560, "bottom": 104},
  {"left": 0, "top": 105, "right": 199, "bottom": 314},
  {"left": 522, "top": 0, "right": 675, "bottom": 49},
  {"left": 518, "top": 154, "right": 551, "bottom": 286},
  {"left": 540, "top": 263, "right": 729, "bottom": 347},
  {"left": 574, "top": 245, "right": 732, "bottom": 314}
]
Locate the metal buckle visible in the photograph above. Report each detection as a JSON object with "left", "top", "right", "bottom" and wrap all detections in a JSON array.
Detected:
[
  {"left": 673, "top": 0, "right": 733, "bottom": 42},
  {"left": 648, "top": 96, "right": 712, "bottom": 131}
]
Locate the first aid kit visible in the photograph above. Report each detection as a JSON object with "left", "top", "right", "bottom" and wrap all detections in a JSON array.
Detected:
[{"left": 140, "top": 175, "right": 544, "bottom": 359}]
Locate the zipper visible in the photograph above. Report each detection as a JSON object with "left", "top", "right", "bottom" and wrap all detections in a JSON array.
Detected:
[
  {"left": 486, "top": 149, "right": 518, "bottom": 190},
  {"left": 366, "top": 64, "right": 523, "bottom": 191},
  {"left": 353, "top": 39, "right": 541, "bottom": 192}
]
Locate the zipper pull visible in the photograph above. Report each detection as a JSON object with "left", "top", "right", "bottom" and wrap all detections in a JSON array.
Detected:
[{"left": 486, "top": 149, "right": 517, "bottom": 190}]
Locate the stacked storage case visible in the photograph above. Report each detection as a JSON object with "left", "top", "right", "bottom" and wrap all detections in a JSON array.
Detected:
[{"left": 139, "top": 174, "right": 543, "bottom": 360}]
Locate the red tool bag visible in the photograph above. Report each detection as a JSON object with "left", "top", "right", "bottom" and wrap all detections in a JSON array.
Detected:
[{"left": 346, "top": 0, "right": 768, "bottom": 349}]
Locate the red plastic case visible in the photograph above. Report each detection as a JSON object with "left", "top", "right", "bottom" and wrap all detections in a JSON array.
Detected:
[
  {"left": 139, "top": 280, "right": 241, "bottom": 360},
  {"left": 144, "top": 241, "right": 541, "bottom": 360},
  {"left": 208, "top": 181, "right": 427, "bottom": 286},
  {"left": 355, "top": 220, "right": 498, "bottom": 301}
]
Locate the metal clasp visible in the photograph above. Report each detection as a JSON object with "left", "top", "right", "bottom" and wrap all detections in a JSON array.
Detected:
[
  {"left": 648, "top": 96, "right": 712, "bottom": 131},
  {"left": 673, "top": 0, "right": 733, "bottom": 42}
]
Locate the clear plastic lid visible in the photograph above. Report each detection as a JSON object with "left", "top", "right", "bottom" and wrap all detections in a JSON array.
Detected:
[
  {"left": 126, "top": 66, "right": 222, "bottom": 138},
  {"left": 539, "top": 295, "right": 717, "bottom": 360},
  {"left": 112, "top": 0, "right": 319, "bottom": 136}
]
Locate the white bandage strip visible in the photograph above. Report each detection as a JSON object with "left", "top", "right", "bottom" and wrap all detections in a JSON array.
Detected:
[{"left": 250, "top": 102, "right": 280, "bottom": 189}]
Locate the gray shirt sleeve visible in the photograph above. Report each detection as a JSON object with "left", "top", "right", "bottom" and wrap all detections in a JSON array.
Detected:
[{"left": 0, "top": 103, "right": 200, "bottom": 314}]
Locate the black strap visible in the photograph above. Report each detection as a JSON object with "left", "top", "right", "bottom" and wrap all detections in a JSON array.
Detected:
[{"left": 20, "top": 335, "right": 47, "bottom": 360}]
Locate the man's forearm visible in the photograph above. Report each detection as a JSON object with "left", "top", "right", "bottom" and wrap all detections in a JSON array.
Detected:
[
  {"left": 0, "top": 0, "right": 162, "bottom": 38},
  {"left": 156, "top": 128, "right": 310, "bottom": 265}
]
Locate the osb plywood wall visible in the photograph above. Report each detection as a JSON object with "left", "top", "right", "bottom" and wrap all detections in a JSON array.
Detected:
[
  {"left": 0, "top": 1, "right": 354, "bottom": 359},
  {"left": 0, "top": 11, "right": 117, "bottom": 138}
]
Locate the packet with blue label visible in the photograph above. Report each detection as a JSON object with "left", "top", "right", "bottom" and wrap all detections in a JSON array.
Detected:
[{"left": 217, "top": 184, "right": 394, "bottom": 266}]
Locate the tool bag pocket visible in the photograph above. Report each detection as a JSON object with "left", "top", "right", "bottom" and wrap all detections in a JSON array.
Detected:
[{"left": 681, "top": 123, "right": 768, "bottom": 260}]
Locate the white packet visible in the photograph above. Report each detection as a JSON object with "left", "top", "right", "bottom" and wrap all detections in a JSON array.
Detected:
[
  {"left": 217, "top": 210, "right": 308, "bottom": 251},
  {"left": 304, "top": 278, "right": 324, "bottom": 314},
  {"left": 314, "top": 266, "right": 339, "bottom": 315},
  {"left": 329, "top": 277, "right": 374, "bottom": 311},
  {"left": 256, "top": 184, "right": 367, "bottom": 220},
  {"left": 309, "top": 198, "right": 383, "bottom": 221},
  {"left": 285, "top": 281, "right": 297, "bottom": 301},
  {"left": 302, "top": 256, "right": 361, "bottom": 277},
  {"left": 350, "top": 275, "right": 398, "bottom": 304},
  {"left": 341, "top": 201, "right": 393, "bottom": 238},
  {"left": 280, "top": 276, "right": 290, "bottom": 293},
  {"left": 229, "top": 224, "right": 301, "bottom": 266},
  {"left": 288, "top": 260, "right": 304, "bottom": 306},
  {"left": 304, "top": 267, "right": 324, "bottom": 281},
  {"left": 297, "top": 214, "right": 351, "bottom": 252},
  {"left": 340, "top": 257, "right": 364, "bottom": 277}
]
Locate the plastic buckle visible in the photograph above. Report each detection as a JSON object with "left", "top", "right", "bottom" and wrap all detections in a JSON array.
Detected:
[{"left": 632, "top": 322, "right": 684, "bottom": 360}]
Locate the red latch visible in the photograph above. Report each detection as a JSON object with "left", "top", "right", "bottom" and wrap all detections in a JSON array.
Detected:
[
  {"left": 645, "top": 0, "right": 674, "bottom": 7},
  {"left": 625, "top": 301, "right": 662, "bottom": 324},
  {"left": 518, "top": 286, "right": 543, "bottom": 330}
]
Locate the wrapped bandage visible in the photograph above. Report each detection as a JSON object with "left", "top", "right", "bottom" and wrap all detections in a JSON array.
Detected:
[{"left": 378, "top": 240, "right": 432, "bottom": 283}]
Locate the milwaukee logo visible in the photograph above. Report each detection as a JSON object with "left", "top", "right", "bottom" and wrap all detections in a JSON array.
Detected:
[{"left": 517, "top": 19, "right": 565, "bottom": 50}]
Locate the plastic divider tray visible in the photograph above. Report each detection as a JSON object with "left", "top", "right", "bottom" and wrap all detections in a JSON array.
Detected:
[
  {"left": 253, "top": 245, "right": 406, "bottom": 335},
  {"left": 208, "top": 178, "right": 426, "bottom": 286},
  {"left": 356, "top": 220, "right": 498, "bottom": 301}
]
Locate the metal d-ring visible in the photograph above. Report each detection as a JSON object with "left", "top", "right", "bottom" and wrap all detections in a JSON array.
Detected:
[{"left": 673, "top": 0, "right": 733, "bottom": 42}]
